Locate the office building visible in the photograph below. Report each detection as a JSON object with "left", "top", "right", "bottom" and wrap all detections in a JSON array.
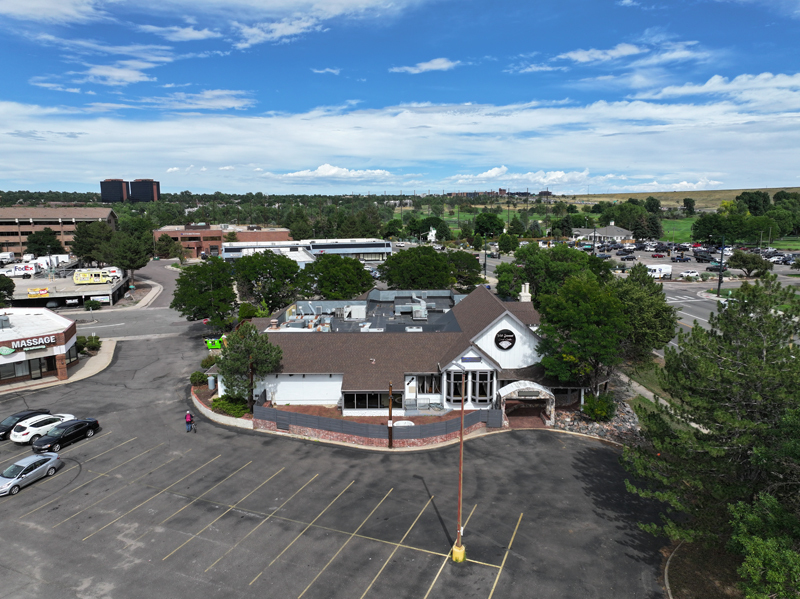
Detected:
[
  {"left": 0, "top": 208, "right": 117, "bottom": 257},
  {"left": 129, "top": 179, "right": 161, "bottom": 203},
  {"left": 100, "top": 179, "right": 129, "bottom": 203}
]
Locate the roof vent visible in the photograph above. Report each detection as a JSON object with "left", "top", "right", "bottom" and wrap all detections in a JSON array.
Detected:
[{"left": 0, "top": 315, "right": 9, "bottom": 329}]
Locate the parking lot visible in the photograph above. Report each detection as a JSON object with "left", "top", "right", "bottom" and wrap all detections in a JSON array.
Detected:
[{"left": 0, "top": 331, "right": 666, "bottom": 599}]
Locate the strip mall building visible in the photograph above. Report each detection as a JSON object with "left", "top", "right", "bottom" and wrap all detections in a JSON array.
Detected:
[
  {"left": 216, "top": 286, "right": 595, "bottom": 423},
  {"left": 0, "top": 308, "right": 79, "bottom": 386}
]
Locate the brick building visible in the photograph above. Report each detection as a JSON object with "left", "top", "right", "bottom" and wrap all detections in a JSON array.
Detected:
[
  {"left": 0, "top": 207, "right": 117, "bottom": 257},
  {"left": 0, "top": 308, "right": 79, "bottom": 386},
  {"left": 153, "top": 224, "right": 292, "bottom": 258}
]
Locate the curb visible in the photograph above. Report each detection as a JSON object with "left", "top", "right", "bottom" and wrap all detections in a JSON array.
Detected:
[
  {"left": 0, "top": 339, "right": 117, "bottom": 396},
  {"left": 664, "top": 540, "right": 683, "bottom": 599},
  {"left": 186, "top": 391, "right": 629, "bottom": 453},
  {"left": 55, "top": 280, "right": 163, "bottom": 314}
]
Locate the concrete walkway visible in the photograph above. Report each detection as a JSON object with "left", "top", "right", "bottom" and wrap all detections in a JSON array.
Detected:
[{"left": 0, "top": 339, "right": 117, "bottom": 396}]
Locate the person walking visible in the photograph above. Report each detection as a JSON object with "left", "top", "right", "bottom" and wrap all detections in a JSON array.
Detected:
[{"left": 185, "top": 410, "right": 194, "bottom": 433}]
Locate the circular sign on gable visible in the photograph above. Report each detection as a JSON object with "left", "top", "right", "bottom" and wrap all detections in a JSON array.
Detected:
[{"left": 494, "top": 329, "right": 516, "bottom": 350}]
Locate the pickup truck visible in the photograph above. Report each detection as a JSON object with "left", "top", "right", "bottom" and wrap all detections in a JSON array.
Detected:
[
  {"left": 671, "top": 255, "right": 691, "bottom": 262},
  {"left": 694, "top": 253, "right": 714, "bottom": 263}
]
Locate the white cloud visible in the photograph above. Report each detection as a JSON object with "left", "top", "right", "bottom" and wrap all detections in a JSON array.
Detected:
[
  {"left": 311, "top": 68, "right": 341, "bottom": 75},
  {"left": 166, "top": 167, "right": 180, "bottom": 172},
  {"left": 0, "top": 0, "right": 103, "bottom": 23},
  {"left": 617, "top": 0, "right": 639, "bottom": 5},
  {"left": 507, "top": 63, "right": 567, "bottom": 74},
  {"left": 138, "top": 25, "right": 222, "bottom": 42},
  {"left": 275, "top": 164, "right": 394, "bottom": 180},
  {"left": 629, "top": 41, "right": 713, "bottom": 67},
  {"left": 29, "top": 78, "right": 82, "bottom": 93},
  {"left": 219, "top": 165, "right": 235, "bottom": 170},
  {"left": 714, "top": 0, "right": 800, "bottom": 18},
  {"left": 233, "top": 17, "right": 322, "bottom": 48},
  {"left": 75, "top": 61, "right": 158, "bottom": 86},
  {"left": 557, "top": 43, "right": 646, "bottom": 64},
  {"left": 390, "top": 58, "right": 460, "bottom": 74},
  {"left": 254, "top": 167, "right": 263, "bottom": 171},
  {"left": 3, "top": 78, "right": 800, "bottom": 193},
  {"left": 142, "top": 89, "right": 255, "bottom": 110}
]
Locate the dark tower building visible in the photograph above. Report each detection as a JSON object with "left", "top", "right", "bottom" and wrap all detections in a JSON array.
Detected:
[
  {"left": 100, "top": 179, "right": 129, "bottom": 203},
  {"left": 129, "top": 179, "right": 161, "bottom": 202}
]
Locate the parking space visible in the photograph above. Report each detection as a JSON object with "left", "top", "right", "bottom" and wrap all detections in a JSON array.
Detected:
[{"left": 0, "top": 333, "right": 666, "bottom": 599}]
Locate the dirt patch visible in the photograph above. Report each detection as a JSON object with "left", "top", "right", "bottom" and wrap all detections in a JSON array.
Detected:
[
  {"left": 668, "top": 541, "right": 743, "bottom": 599},
  {"left": 193, "top": 385, "right": 215, "bottom": 408},
  {"left": 271, "top": 403, "right": 476, "bottom": 425},
  {"left": 111, "top": 281, "right": 152, "bottom": 308}
]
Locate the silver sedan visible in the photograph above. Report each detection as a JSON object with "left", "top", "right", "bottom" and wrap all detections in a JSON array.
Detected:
[{"left": 0, "top": 452, "right": 62, "bottom": 496}]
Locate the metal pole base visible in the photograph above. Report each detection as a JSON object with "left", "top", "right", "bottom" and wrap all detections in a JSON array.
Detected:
[{"left": 452, "top": 544, "right": 466, "bottom": 563}]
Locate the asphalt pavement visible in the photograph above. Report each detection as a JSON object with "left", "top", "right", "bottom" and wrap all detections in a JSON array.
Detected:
[{"left": 0, "top": 259, "right": 667, "bottom": 599}]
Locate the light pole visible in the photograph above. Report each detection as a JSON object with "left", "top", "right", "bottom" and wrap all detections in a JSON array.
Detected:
[
  {"left": 388, "top": 381, "right": 394, "bottom": 449},
  {"left": 717, "top": 234, "right": 725, "bottom": 297},
  {"left": 452, "top": 363, "right": 467, "bottom": 563}
]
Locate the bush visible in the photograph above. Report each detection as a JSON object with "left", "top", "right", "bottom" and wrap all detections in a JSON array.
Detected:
[
  {"left": 700, "top": 272, "right": 712, "bottom": 281},
  {"left": 211, "top": 394, "right": 249, "bottom": 418},
  {"left": 200, "top": 354, "right": 217, "bottom": 369},
  {"left": 238, "top": 303, "right": 258, "bottom": 319},
  {"left": 85, "top": 335, "right": 101, "bottom": 351},
  {"left": 582, "top": 392, "right": 617, "bottom": 421},
  {"left": 190, "top": 371, "right": 208, "bottom": 386},
  {"left": 76, "top": 335, "right": 87, "bottom": 354},
  {"left": 84, "top": 300, "right": 102, "bottom": 311}
]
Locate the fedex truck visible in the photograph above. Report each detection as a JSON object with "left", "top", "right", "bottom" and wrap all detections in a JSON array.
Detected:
[
  {"left": 646, "top": 264, "right": 673, "bottom": 280},
  {"left": 0, "top": 263, "right": 41, "bottom": 278}
]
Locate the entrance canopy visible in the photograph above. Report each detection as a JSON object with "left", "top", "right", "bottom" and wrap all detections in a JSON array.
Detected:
[{"left": 497, "top": 381, "right": 556, "bottom": 426}]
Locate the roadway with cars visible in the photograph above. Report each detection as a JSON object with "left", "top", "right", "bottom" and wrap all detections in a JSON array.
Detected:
[{"left": 0, "top": 259, "right": 667, "bottom": 599}]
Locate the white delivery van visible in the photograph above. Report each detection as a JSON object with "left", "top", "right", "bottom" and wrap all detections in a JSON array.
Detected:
[
  {"left": 1, "top": 263, "right": 41, "bottom": 278},
  {"left": 646, "top": 264, "right": 673, "bottom": 279},
  {"left": 22, "top": 254, "right": 35, "bottom": 263},
  {"left": 0, "top": 252, "right": 14, "bottom": 263}
]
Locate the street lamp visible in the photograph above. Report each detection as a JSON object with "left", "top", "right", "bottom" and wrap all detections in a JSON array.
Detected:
[
  {"left": 452, "top": 363, "right": 467, "bottom": 563},
  {"left": 717, "top": 234, "right": 725, "bottom": 297}
]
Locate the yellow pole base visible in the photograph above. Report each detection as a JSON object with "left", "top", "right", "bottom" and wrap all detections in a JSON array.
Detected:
[{"left": 452, "top": 544, "right": 466, "bottom": 563}]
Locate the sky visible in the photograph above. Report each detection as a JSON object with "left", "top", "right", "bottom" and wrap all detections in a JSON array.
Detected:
[{"left": 1, "top": 0, "right": 800, "bottom": 195}]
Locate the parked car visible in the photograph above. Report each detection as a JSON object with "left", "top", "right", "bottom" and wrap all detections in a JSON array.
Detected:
[
  {"left": 620, "top": 254, "right": 637, "bottom": 261},
  {"left": 0, "top": 409, "right": 51, "bottom": 441},
  {"left": 651, "top": 253, "right": 666, "bottom": 258},
  {"left": 706, "top": 264, "right": 725, "bottom": 272},
  {"left": 0, "top": 453, "right": 62, "bottom": 496},
  {"left": 671, "top": 256, "right": 691, "bottom": 262},
  {"left": 680, "top": 270, "right": 700, "bottom": 278},
  {"left": 10, "top": 413, "right": 74, "bottom": 444},
  {"left": 596, "top": 254, "right": 612, "bottom": 260},
  {"left": 394, "top": 242, "right": 405, "bottom": 247},
  {"left": 694, "top": 254, "right": 714, "bottom": 263},
  {"left": 32, "top": 418, "right": 100, "bottom": 453},
  {"left": 615, "top": 250, "right": 628, "bottom": 256},
  {"left": 768, "top": 256, "right": 785, "bottom": 263}
]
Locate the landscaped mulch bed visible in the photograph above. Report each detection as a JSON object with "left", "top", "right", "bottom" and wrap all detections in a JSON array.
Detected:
[{"left": 667, "top": 541, "right": 743, "bottom": 599}]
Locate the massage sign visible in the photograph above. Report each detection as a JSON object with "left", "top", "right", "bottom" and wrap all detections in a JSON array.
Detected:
[{"left": 2, "top": 335, "right": 58, "bottom": 353}]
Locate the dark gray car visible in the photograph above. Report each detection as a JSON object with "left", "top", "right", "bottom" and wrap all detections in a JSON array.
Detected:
[{"left": 0, "top": 453, "right": 62, "bottom": 496}]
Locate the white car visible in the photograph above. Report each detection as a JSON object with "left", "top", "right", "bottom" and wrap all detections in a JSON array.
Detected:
[
  {"left": 768, "top": 256, "right": 784, "bottom": 263},
  {"left": 395, "top": 242, "right": 405, "bottom": 247},
  {"left": 10, "top": 413, "right": 75, "bottom": 444},
  {"left": 680, "top": 270, "right": 700, "bottom": 278}
]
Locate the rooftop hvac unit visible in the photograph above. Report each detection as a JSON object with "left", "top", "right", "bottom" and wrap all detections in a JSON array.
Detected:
[
  {"left": 0, "top": 315, "right": 10, "bottom": 329},
  {"left": 405, "top": 326, "right": 423, "bottom": 332}
]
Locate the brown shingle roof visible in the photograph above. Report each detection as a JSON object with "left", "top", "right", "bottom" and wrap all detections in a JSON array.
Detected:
[
  {"left": 505, "top": 302, "right": 540, "bottom": 326},
  {"left": 0, "top": 207, "right": 116, "bottom": 221},
  {"left": 266, "top": 331, "right": 460, "bottom": 390}
]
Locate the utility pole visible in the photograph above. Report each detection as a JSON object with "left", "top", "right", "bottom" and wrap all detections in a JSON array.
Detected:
[
  {"left": 388, "top": 381, "right": 393, "bottom": 449},
  {"left": 717, "top": 234, "right": 725, "bottom": 297},
  {"left": 452, "top": 364, "right": 467, "bottom": 563}
]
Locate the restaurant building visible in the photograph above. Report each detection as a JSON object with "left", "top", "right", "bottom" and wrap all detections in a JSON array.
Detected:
[
  {"left": 0, "top": 308, "right": 79, "bottom": 385},
  {"left": 216, "top": 285, "right": 596, "bottom": 424}
]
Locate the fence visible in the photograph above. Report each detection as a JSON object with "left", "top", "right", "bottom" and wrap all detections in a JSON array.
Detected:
[{"left": 253, "top": 406, "right": 504, "bottom": 447}]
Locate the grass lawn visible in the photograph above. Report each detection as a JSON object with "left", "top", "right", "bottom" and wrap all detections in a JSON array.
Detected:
[
  {"left": 660, "top": 217, "right": 697, "bottom": 243},
  {"left": 621, "top": 359, "right": 673, "bottom": 401}
]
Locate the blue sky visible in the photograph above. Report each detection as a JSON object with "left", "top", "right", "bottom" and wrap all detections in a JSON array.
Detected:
[{"left": 1, "top": 0, "right": 800, "bottom": 194}]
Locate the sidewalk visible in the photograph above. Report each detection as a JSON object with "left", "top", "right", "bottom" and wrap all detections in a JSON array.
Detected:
[{"left": 0, "top": 339, "right": 117, "bottom": 396}]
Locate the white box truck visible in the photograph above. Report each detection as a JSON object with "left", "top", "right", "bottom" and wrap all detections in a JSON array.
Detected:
[
  {"left": 0, "top": 252, "right": 14, "bottom": 263},
  {"left": 646, "top": 264, "right": 672, "bottom": 279}
]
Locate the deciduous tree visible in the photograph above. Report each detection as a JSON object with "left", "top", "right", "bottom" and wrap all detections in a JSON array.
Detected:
[
  {"left": 170, "top": 257, "right": 237, "bottom": 330},
  {"left": 305, "top": 254, "right": 373, "bottom": 300},
  {"left": 447, "top": 251, "right": 483, "bottom": 293},
  {"left": 215, "top": 321, "right": 282, "bottom": 409},
  {"left": 537, "top": 274, "right": 629, "bottom": 393},
  {"left": 727, "top": 249, "right": 773, "bottom": 277},
  {"left": 24, "top": 227, "right": 65, "bottom": 257},
  {"left": 234, "top": 250, "right": 303, "bottom": 313},
  {"left": 378, "top": 245, "right": 450, "bottom": 289}
]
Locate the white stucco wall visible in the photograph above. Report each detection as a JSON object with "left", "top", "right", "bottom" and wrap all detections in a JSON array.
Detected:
[
  {"left": 472, "top": 314, "right": 540, "bottom": 369},
  {"left": 257, "top": 373, "right": 343, "bottom": 405}
]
